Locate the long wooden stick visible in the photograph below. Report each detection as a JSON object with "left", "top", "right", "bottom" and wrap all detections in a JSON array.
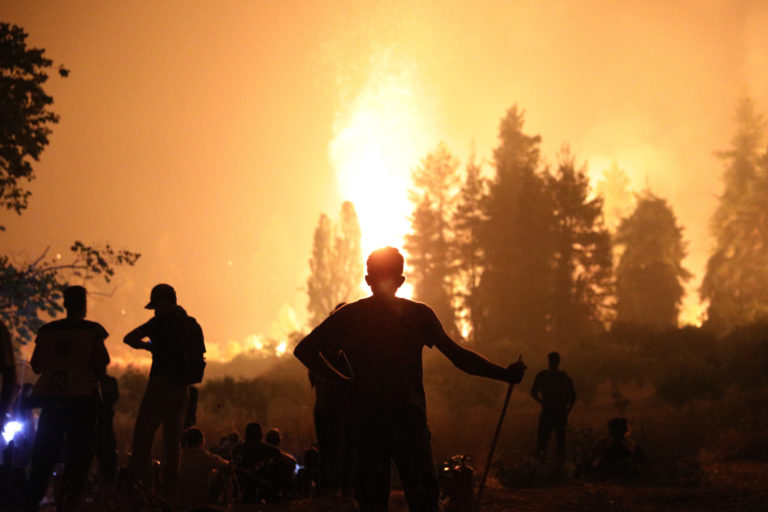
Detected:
[{"left": 473, "top": 381, "right": 515, "bottom": 512}]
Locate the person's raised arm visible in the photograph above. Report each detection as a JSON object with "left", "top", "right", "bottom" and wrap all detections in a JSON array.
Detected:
[
  {"left": 293, "top": 334, "right": 352, "bottom": 385},
  {"left": 123, "top": 323, "right": 153, "bottom": 351},
  {"left": 434, "top": 333, "right": 525, "bottom": 384}
]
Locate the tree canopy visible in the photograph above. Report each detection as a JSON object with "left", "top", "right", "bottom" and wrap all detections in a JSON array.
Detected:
[
  {"left": 0, "top": 23, "right": 139, "bottom": 344},
  {"left": 0, "top": 23, "right": 68, "bottom": 228},
  {"left": 701, "top": 98, "right": 768, "bottom": 332},
  {"left": 405, "top": 142, "right": 460, "bottom": 337},
  {"left": 306, "top": 201, "right": 363, "bottom": 327},
  {"left": 615, "top": 193, "right": 690, "bottom": 329}
]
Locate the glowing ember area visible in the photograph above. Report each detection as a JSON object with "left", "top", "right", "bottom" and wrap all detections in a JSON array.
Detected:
[{"left": 330, "top": 51, "right": 434, "bottom": 300}]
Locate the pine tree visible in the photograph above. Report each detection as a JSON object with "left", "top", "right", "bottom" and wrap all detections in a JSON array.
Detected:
[
  {"left": 615, "top": 193, "right": 690, "bottom": 328},
  {"left": 404, "top": 143, "right": 459, "bottom": 337},
  {"left": 452, "top": 151, "right": 487, "bottom": 341},
  {"left": 333, "top": 201, "right": 364, "bottom": 305},
  {"left": 701, "top": 98, "right": 768, "bottom": 331},
  {"left": 306, "top": 201, "right": 363, "bottom": 327},
  {"left": 547, "top": 146, "right": 613, "bottom": 346},
  {"left": 474, "top": 106, "right": 554, "bottom": 346}
]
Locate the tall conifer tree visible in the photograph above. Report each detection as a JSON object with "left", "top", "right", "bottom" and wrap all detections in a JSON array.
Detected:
[
  {"left": 405, "top": 143, "right": 459, "bottom": 337},
  {"left": 474, "top": 106, "right": 554, "bottom": 346},
  {"left": 452, "top": 152, "right": 487, "bottom": 341},
  {"left": 615, "top": 193, "right": 690, "bottom": 328},
  {"left": 307, "top": 201, "right": 363, "bottom": 326},
  {"left": 547, "top": 146, "right": 613, "bottom": 345},
  {"left": 701, "top": 98, "right": 768, "bottom": 331}
]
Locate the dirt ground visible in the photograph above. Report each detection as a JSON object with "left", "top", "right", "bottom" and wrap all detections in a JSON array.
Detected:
[{"left": 241, "top": 461, "right": 768, "bottom": 512}]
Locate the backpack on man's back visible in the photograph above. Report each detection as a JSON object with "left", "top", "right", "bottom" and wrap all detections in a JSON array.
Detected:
[{"left": 178, "top": 316, "right": 206, "bottom": 385}]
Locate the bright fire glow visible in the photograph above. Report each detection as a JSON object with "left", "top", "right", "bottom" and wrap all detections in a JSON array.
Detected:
[
  {"left": 330, "top": 50, "right": 435, "bottom": 299},
  {"left": 679, "top": 294, "right": 706, "bottom": 327}
]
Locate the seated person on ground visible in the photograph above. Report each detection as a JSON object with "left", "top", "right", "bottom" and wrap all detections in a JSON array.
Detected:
[
  {"left": 295, "top": 447, "right": 321, "bottom": 497},
  {"left": 177, "top": 427, "right": 229, "bottom": 509},
  {"left": 591, "top": 417, "right": 642, "bottom": 475},
  {"left": 264, "top": 428, "right": 297, "bottom": 498},
  {"left": 232, "top": 422, "right": 281, "bottom": 502}
]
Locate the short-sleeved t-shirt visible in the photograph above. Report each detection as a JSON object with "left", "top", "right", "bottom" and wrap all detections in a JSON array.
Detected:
[
  {"left": 307, "top": 296, "right": 445, "bottom": 415},
  {"left": 31, "top": 318, "right": 109, "bottom": 399}
]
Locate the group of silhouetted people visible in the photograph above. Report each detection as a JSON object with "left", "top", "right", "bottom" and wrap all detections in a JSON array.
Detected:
[
  {"left": 0, "top": 246, "right": 649, "bottom": 512},
  {"left": 0, "top": 282, "right": 212, "bottom": 511},
  {"left": 175, "top": 420, "right": 311, "bottom": 509}
]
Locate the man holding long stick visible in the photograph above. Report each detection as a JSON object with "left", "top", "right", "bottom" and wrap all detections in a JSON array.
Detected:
[{"left": 294, "top": 247, "right": 526, "bottom": 512}]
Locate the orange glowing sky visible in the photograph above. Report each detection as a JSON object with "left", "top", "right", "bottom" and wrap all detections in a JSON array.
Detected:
[{"left": 3, "top": 0, "right": 768, "bottom": 364}]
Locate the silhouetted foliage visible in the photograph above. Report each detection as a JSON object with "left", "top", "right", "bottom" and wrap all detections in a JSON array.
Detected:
[
  {"left": 614, "top": 193, "right": 690, "bottom": 329},
  {"left": 0, "top": 23, "right": 67, "bottom": 227},
  {"left": 701, "top": 97, "right": 768, "bottom": 332},
  {"left": 405, "top": 142, "right": 460, "bottom": 337},
  {"left": 452, "top": 151, "right": 487, "bottom": 342},
  {"left": 546, "top": 146, "right": 614, "bottom": 346},
  {"left": 0, "top": 244, "right": 140, "bottom": 342},
  {"left": 474, "top": 106, "right": 554, "bottom": 346},
  {"left": 0, "top": 23, "right": 139, "bottom": 344},
  {"left": 306, "top": 201, "right": 363, "bottom": 326},
  {"left": 569, "top": 324, "right": 722, "bottom": 407}
]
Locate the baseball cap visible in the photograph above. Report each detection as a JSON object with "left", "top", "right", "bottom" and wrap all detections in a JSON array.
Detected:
[{"left": 145, "top": 283, "right": 177, "bottom": 309}]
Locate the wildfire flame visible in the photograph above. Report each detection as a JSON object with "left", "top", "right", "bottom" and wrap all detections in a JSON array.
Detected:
[{"left": 329, "top": 50, "right": 435, "bottom": 299}]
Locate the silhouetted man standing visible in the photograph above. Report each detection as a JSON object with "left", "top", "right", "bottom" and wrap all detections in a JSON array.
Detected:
[
  {"left": 25, "top": 286, "right": 109, "bottom": 512},
  {"left": 0, "top": 321, "right": 16, "bottom": 429},
  {"left": 531, "top": 351, "right": 576, "bottom": 460},
  {"left": 294, "top": 247, "right": 526, "bottom": 512},
  {"left": 124, "top": 283, "right": 205, "bottom": 496}
]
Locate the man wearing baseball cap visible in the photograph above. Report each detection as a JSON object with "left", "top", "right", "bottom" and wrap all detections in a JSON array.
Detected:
[{"left": 124, "top": 284, "right": 205, "bottom": 497}]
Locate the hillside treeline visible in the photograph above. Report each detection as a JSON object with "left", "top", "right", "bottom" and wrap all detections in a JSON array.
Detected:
[{"left": 305, "top": 98, "right": 768, "bottom": 412}]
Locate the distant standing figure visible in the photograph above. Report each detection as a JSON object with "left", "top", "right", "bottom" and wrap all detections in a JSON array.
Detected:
[
  {"left": 124, "top": 284, "right": 206, "bottom": 495},
  {"left": 25, "top": 286, "right": 110, "bottom": 512},
  {"left": 531, "top": 351, "right": 576, "bottom": 460},
  {"left": 294, "top": 247, "right": 526, "bottom": 512}
]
